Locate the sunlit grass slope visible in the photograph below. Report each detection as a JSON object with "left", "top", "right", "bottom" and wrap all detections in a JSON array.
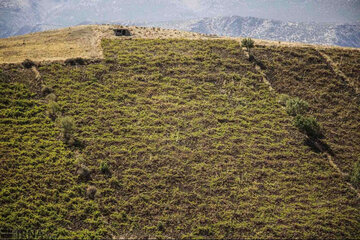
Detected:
[
  {"left": 0, "top": 26, "right": 102, "bottom": 63},
  {"left": 0, "top": 39, "right": 359, "bottom": 239}
]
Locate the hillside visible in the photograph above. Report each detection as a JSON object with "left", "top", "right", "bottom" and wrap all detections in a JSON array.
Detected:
[
  {"left": 1, "top": 26, "right": 360, "bottom": 239},
  {"left": 148, "top": 16, "right": 360, "bottom": 48}
]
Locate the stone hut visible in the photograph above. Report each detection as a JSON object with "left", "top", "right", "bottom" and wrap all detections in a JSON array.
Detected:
[{"left": 113, "top": 29, "right": 131, "bottom": 36}]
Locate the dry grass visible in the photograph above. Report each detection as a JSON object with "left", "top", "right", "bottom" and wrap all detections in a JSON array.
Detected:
[
  {"left": 0, "top": 25, "right": 213, "bottom": 64},
  {"left": 0, "top": 26, "right": 101, "bottom": 63}
]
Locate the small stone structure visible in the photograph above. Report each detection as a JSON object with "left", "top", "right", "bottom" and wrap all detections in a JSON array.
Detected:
[{"left": 113, "top": 29, "right": 131, "bottom": 36}]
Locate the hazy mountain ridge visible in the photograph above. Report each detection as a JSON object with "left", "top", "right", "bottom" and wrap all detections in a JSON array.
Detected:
[
  {"left": 0, "top": 0, "right": 196, "bottom": 38},
  {"left": 0, "top": 0, "right": 360, "bottom": 47},
  {"left": 148, "top": 16, "right": 360, "bottom": 47},
  {"left": 1, "top": 0, "right": 359, "bottom": 39}
]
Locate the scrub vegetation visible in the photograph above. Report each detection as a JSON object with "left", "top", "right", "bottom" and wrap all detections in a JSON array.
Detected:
[{"left": 0, "top": 38, "right": 359, "bottom": 239}]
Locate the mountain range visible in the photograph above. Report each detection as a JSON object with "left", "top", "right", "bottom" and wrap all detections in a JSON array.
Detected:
[
  {"left": 0, "top": 0, "right": 359, "bottom": 47},
  {"left": 147, "top": 16, "right": 360, "bottom": 47}
]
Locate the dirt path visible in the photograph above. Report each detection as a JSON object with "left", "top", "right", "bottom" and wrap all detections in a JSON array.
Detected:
[
  {"left": 88, "top": 26, "right": 108, "bottom": 59},
  {"left": 326, "top": 153, "right": 360, "bottom": 199},
  {"left": 242, "top": 49, "right": 274, "bottom": 92},
  {"left": 31, "top": 66, "right": 41, "bottom": 81},
  {"left": 316, "top": 49, "right": 359, "bottom": 95}
]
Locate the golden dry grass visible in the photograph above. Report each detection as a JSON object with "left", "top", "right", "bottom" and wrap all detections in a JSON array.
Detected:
[
  {"left": 0, "top": 25, "right": 101, "bottom": 63},
  {"left": 0, "top": 25, "right": 213, "bottom": 64}
]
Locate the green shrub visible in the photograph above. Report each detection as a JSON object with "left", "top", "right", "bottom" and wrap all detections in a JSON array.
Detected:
[
  {"left": 41, "top": 85, "right": 53, "bottom": 96},
  {"left": 278, "top": 94, "right": 291, "bottom": 106},
  {"left": 46, "top": 93, "right": 57, "bottom": 102},
  {"left": 294, "top": 115, "right": 322, "bottom": 139},
  {"left": 47, "top": 101, "right": 60, "bottom": 120},
  {"left": 60, "top": 116, "right": 75, "bottom": 143},
  {"left": 241, "top": 38, "right": 255, "bottom": 55},
  {"left": 286, "top": 97, "right": 309, "bottom": 116},
  {"left": 100, "top": 161, "right": 110, "bottom": 174},
  {"left": 157, "top": 222, "right": 165, "bottom": 232},
  {"left": 350, "top": 160, "right": 360, "bottom": 187},
  {"left": 65, "top": 57, "right": 86, "bottom": 66}
]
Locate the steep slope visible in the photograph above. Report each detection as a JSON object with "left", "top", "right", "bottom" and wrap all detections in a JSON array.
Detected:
[
  {"left": 1, "top": 38, "right": 359, "bottom": 239},
  {"left": 152, "top": 16, "right": 360, "bottom": 48}
]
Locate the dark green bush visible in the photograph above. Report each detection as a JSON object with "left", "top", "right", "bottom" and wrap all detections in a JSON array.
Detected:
[
  {"left": 294, "top": 115, "right": 322, "bottom": 139},
  {"left": 65, "top": 57, "right": 86, "bottom": 66},
  {"left": 100, "top": 161, "right": 110, "bottom": 174},
  {"left": 350, "top": 160, "right": 360, "bottom": 187},
  {"left": 157, "top": 222, "right": 165, "bottom": 232},
  {"left": 241, "top": 38, "right": 255, "bottom": 55},
  {"left": 286, "top": 97, "right": 309, "bottom": 116}
]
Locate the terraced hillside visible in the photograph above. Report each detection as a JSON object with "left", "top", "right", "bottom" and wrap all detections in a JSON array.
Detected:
[{"left": 1, "top": 38, "right": 360, "bottom": 239}]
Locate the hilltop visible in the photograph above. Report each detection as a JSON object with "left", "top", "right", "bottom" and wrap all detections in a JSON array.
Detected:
[
  {"left": 1, "top": 24, "right": 359, "bottom": 64},
  {"left": 0, "top": 26, "right": 360, "bottom": 239},
  {"left": 0, "top": 25, "right": 212, "bottom": 64}
]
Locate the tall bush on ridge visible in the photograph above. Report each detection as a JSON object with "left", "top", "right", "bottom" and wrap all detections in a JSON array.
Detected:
[{"left": 241, "top": 38, "right": 255, "bottom": 55}]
